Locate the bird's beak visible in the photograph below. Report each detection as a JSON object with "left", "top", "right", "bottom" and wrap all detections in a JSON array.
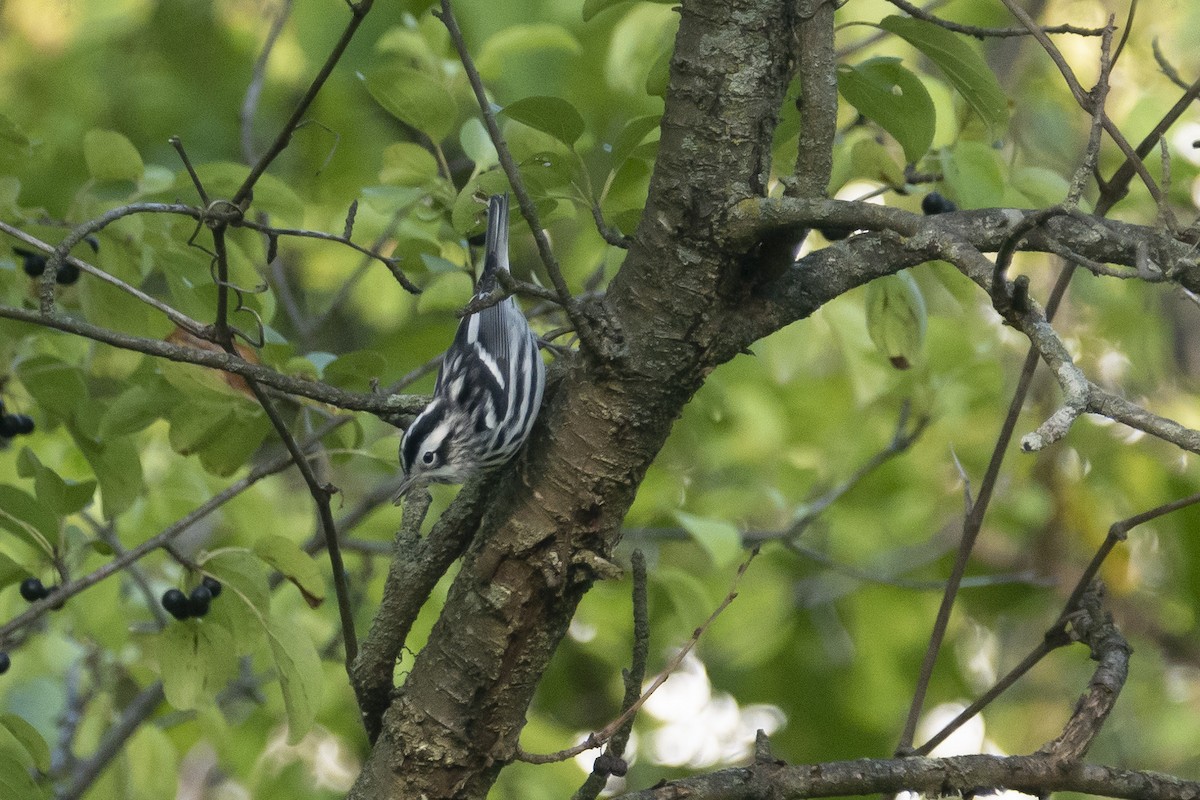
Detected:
[{"left": 393, "top": 473, "right": 415, "bottom": 505}]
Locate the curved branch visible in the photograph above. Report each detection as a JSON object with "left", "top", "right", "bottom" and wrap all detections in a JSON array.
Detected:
[{"left": 0, "top": 303, "right": 426, "bottom": 416}]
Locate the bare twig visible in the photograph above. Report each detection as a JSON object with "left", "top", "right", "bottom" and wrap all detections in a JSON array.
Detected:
[
  {"left": 436, "top": 0, "right": 606, "bottom": 358},
  {"left": 55, "top": 683, "right": 166, "bottom": 800},
  {"left": 240, "top": 0, "right": 295, "bottom": 164},
  {"left": 885, "top": 0, "right": 1105, "bottom": 39},
  {"left": 517, "top": 548, "right": 758, "bottom": 764},
  {"left": 231, "top": 0, "right": 376, "bottom": 205},
  {"left": 572, "top": 550, "right": 650, "bottom": 800},
  {"left": 0, "top": 302, "right": 425, "bottom": 415}
]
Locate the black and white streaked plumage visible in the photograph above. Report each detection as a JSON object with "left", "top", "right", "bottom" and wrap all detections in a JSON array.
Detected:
[{"left": 395, "top": 194, "right": 545, "bottom": 501}]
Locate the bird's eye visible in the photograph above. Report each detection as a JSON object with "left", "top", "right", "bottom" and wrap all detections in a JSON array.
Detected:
[{"left": 422, "top": 451, "right": 436, "bottom": 465}]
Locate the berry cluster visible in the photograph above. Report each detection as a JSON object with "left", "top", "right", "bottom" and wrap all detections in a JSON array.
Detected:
[
  {"left": 0, "top": 399, "right": 34, "bottom": 441},
  {"left": 162, "top": 576, "right": 222, "bottom": 621},
  {"left": 13, "top": 247, "right": 80, "bottom": 285}
]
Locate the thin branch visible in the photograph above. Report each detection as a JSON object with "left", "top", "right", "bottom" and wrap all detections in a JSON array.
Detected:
[
  {"left": 997, "top": 0, "right": 1175, "bottom": 228},
  {"left": 55, "top": 683, "right": 165, "bottom": 800},
  {"left": 240, "top": 0, "right": 295, "bottom": 164},
  {"left": 573, "top": 550, "right": 650, "bottom": 800},
  {"left": 0, "top": 417, "right": 350, "bottom": 644},
  {"left": 619, "top": 753, "right": 1200, "bottom": 800},
  {"left": 351, "top": 478, "right": 491, "bottom": 742},
  {"left": 0, "top": 302, "right": 425, "bottom": 415},
  {"left": 884, "top": 0, "right": 1105, "bottom": 39},
  {"left": 231, "top": 0, "right": 375, "bottom": 205},
  {"left": 243, "top": 377, "right": 359, "bottom": 675},
  {"left": 895, "top": 262, "right": 1078, "bottom": 754},
  {"left": 437, "top": 0, "right": 605, "bottom": 358},
  {"left": 517, "top": 548, "right": 758, "bottom": 764},
  {"left": 0, "top": 221, "right": 209, "bottom": 336},
  {"left": 239, "top": 218, "right": 421, "bottom": 294}
]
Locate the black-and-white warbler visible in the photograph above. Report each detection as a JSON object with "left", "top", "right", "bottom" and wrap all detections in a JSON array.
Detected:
[{"left": 395, "top": 194, "right": 546, "bottom": 501}]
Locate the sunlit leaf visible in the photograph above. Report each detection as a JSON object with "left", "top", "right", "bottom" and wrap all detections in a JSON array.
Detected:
[{"left": 675, "top": 511, "right": 743, "bottom": 567}]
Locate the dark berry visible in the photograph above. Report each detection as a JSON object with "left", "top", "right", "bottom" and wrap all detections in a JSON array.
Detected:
[
  {"left": 187, "top": 585, "right": 213, "bottom": 618},
  {"left": 819, "top": 226, "right": 852, "bottom": 241},
  {"left": 921, "top": 191, "right": 957, "bottom": 215},
  {"left": 0, "top": 417, "right": 16, "bottom": 438},
  {"left": 161, "top": 588, "right": 190, "bottom": 620},
  {"left": 18, "top": 577, "right": 46, "bottom": 602},
  {"left": 8, "top": 415, "right": 33, "bottom": 435},
  {"left": 13, "top": 247, "right": 46, "bottom": 278},
  {"left": 0, "top": 652, "right": 9, "bottom": 675},
  {"left": 201, "top": 575, "right": 222, "bottom": 598},
  {"left": 55, "top": 263, "right": 81, "bottom": 285}
]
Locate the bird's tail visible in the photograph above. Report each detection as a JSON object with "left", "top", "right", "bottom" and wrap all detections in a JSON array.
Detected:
[{"left": 479, "top": 194, "right": 509, "bottom": 292}]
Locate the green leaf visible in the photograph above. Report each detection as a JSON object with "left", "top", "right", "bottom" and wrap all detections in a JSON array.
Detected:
[
  {"left": 15, "top": 355, "right": 88, "bottom": 421},
  {"left": 0, "top": 714, "right": 50, "bottom": 773},
  {"left": 99, "top": 381, "right": 176, "bottom": 439},
  {"left": 0, "top": 485, "right": 56, "bottom": 554},
  {"left": 675, "top": 511, "right": 743, "bottom": 567},
  {"left": 194, "top": 407, "right": 270, "bottom": 478},
  {"left": 17, "top": 448, "right": 96, "bottom": 516},
  {"left": 476, "top": 24, "right": 582, "bottom": 82},
  {"left": 202, "top": 549, "right": 271, "bottom": 615},
  {"left": 175, "top": 163, "right": 304, "bottom": 226},
  {"left": 849, "top": 136, "right": 906, "bottom": 187},
  {"left": 865, "top": 271, "right": 927, "bottom": 370},
  {"left": 879, "top": 16, "right": 1008, "bottom": 133},
  {"left": 459, "top": 118, "right": 498, "bottom": 172},
  {"left": 0, "top": 752, "right": 42, "bottom": 799},
  {"left": 265, "top": 615, "right": 325, "bottom": 744},
  {"left": 609, "top": 114, "right": 661, "bottom": 169},
  {"left": 379, "top": 142, "right": 439, "bottom": 187},
  {"left": 939, "top": 140, "right": 1005, "bottom": 209},
  {"left": 68, "top": 425, "right": 144, "bottom": 517},
  {"left": 837, "top": 58, "right": 935, "bottom": 163},
  {"left": 323, "top": 350, "right": 389, "bottom": 390},
  {"left": 500, "top": 96, "right": 585, "bottom": 148},
  {"left": 157, "top": 621, "right": 237, "bottom": 710},
  {"left": 0, "top": 552, "right": 29, "bottom": 590},
  {"left": 362, "top": 64, "right": 457, "bottom": 142},
  {"left": 417, "top": 271, "right": 474, "bottom": 315},
  {"left": 583, "top": 0, "right": 632, "bottom": 21},
  {"left": 253, "top": 535, "right": 326, "bottom": 608},
  {"left": 83, "top": 129, "right": 144, "bottom": 182},
  {"left": 1011, "top": 166, "right": 1071, "bottom": 207},
  {"left": 645, "top": 45, "right": 672, "bottom": 97},
  {"left": 128, "top": 725, "right": 177, "bottom": 800}
]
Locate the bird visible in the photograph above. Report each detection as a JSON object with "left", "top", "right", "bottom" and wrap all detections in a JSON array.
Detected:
[{"left": 395, "top": 194, "right": 546, "bottom": 502}]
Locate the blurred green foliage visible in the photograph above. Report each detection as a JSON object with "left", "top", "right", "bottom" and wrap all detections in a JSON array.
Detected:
[{"left": 0, "top": 0, "right": 1199, "bottom": 797}]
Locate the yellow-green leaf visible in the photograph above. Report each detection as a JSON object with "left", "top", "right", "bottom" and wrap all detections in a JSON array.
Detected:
[
  {"left": 83, "top": 129, "right": 144, "bottom": 183},
  {"left": 253, "top": 534, "right": 326, "bottom": 608},
  {"left": 865, "top": 271, "right": 927, "bottom": 370}
]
